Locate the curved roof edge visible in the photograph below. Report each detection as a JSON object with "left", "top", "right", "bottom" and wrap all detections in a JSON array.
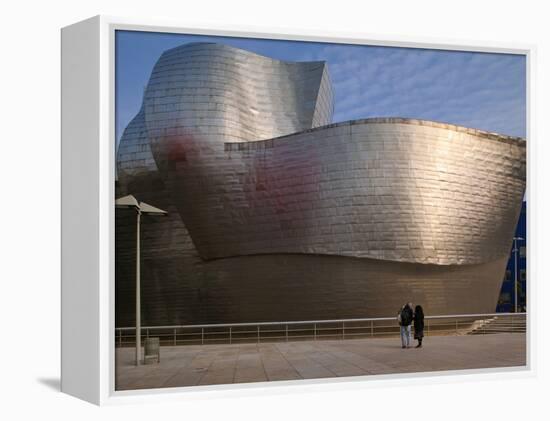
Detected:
[
  {"left": 225, "top": 117, "right": 526, "bottom": 147},
  {"left": 161, "top": 41, "right": 328, "bottom": 67}
]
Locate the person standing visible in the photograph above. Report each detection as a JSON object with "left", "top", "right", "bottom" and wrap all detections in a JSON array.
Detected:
[
  {"left": 414, "top": 305, "right": 425, "bottom": 348},
  {"left": 398, "top": 303, "right": 414, "bottom": 348}
]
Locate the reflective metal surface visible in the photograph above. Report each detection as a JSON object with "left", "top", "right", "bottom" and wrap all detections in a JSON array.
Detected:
[{"left": 116, "top": 43, "right": 526, "bottom": 327}]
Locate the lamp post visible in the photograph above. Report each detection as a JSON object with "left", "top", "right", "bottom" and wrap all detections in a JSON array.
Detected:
[
  {"left": 116, "top": 195, "right": 167, "bottom": 365},
  {"left": 512, "top": 236, "right": 525, "bottom": 313}
]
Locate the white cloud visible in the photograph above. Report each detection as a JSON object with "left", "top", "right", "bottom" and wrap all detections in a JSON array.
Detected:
[{"left": 305, "top": 45, "right": 526, "bottom": 137}]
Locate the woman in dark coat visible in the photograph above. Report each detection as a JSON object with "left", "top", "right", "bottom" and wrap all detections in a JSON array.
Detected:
[{"left": 414, "top": 305, "right": 425, "bottom": 348}]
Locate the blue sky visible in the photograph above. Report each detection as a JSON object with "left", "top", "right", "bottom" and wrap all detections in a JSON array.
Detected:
[{"left": 116, "top": 30, "right": 526, "bottom": 144}]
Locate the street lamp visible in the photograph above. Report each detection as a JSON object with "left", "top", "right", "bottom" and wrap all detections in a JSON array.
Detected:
[
  {"left": 512, "top": 236, "right": 525, "bottom": 313},
  {"left": 116, "top": 195, "right": 168, "bottom": 365}
]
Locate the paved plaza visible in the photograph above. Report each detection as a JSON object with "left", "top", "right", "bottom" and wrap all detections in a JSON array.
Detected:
[{"left": 115, "top": 333, "right": 526, "bottom": 391}]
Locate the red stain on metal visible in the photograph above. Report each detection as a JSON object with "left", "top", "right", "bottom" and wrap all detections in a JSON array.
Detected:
[
  {"left": 164, "top": 132, "right": 199, "bottom": 163},
  {"left": 250, "top": 144, "right": 318, "bottom": 217}
]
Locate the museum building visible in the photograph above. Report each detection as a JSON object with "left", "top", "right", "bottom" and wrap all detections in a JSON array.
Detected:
[{"left": 115, "top": 43, "right": 526, "bottom": 327}]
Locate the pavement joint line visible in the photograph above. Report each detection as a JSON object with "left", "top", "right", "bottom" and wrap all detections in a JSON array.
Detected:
[
  {"left": 273, "top": 342, "right": 302, "bottom": 380},
  {"left": 310, "top": 340, "right": 366, "bottom": 377},
  {"left": 194, "top": 351, "right": 216, "bottom": 386},
  {"left": 232, "top": 344, "right": 245, "bottom": 383},
  {"left": 231, "top": 342, "right": 242, "bottom": 384},
  {"left": 258, "top": 344, "right": 271, "bottom": 382}
]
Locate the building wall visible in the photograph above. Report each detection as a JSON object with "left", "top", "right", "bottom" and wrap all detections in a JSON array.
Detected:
[
  {"left": 162, "top": 119, "right": 525, "bottom": 265},
  {"left": 115, "top": 232, "right": 509, "bottom": 326}
]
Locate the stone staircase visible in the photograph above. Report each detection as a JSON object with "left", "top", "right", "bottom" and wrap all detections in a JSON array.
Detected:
[{"left": 467, "top": 315, "right": 526, "bottom": 335}]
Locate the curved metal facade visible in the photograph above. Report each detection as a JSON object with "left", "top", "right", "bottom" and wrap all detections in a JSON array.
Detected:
[{"left": 116, "top": 43, "right": 526, "bottom": 327}]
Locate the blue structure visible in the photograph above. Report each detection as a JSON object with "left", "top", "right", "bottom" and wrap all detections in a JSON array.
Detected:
[{"left": 497, "top": 201, "right": 527, "bottom": 312}]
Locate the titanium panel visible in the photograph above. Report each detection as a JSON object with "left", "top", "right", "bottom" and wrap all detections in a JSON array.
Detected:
[{"left": 155, "top": 118, "right": 525, "bottom": 266}]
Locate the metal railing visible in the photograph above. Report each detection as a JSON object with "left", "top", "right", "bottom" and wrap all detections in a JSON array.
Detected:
[{"left": 115, "top": 312, "right": 526, "bottom": 348}]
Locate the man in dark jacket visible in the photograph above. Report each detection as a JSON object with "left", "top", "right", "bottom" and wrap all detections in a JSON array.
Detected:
[{"left": 398, "top": 302, "right": 414, "bottom": 348}]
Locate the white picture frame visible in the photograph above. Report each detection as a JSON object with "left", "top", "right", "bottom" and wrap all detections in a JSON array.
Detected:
[{"left": 61, "top": 15, "right": 534, "bottom": 405}]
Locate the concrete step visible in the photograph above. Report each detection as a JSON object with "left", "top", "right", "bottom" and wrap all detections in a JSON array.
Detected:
[{"left": 467, "top": 316, "right": 526, "bottom": 335}]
